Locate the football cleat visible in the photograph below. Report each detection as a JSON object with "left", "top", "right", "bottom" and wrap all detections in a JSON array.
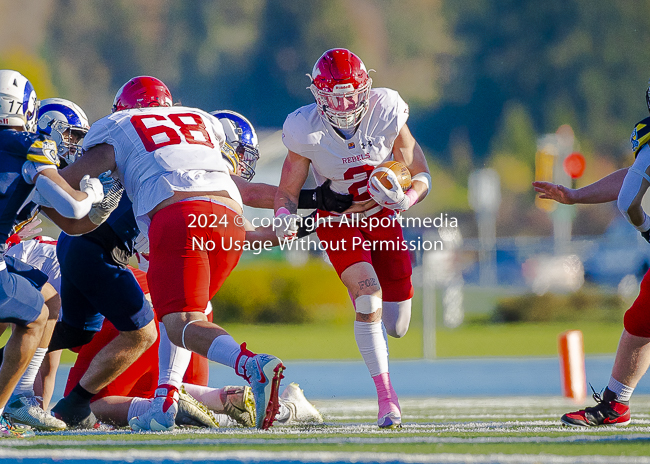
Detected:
[
  {"left": 0, "top": 414, "right": 35, "bottom": 438},
  {"left": 129, "top": 384, "right": 179, "bottom": 432},
  {"left": 52, "top": 395, "right": 98, "bottom": 429},
  {"left": 220, "top": 385, "right": 255, "bottom": 427},
  {"left": 5, "top": 394, "right": 66, "bottom": 431},
  {"left": 235, "top": 343, "right": 285, "bottom": 430},
  {"left": 561, "top": 388, "right": 631, "bottom": 427},
  {"left": 176, "top": 385, "right": 219, "bottom": 428},
  {"left": 378, "top": 411, "right": 402, "bottom": 429},
  {"left": 276, "top": 383, "right": 323, "bottom": 425}
]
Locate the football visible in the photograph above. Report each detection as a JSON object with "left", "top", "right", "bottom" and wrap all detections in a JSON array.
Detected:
[{"left": 369, "top": 160, "right": 412, "bottom": 192}]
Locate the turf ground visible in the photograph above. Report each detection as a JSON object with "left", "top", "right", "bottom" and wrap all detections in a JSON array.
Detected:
[{"left": 3, "top": 395, "right": 650, "bottom": 463}]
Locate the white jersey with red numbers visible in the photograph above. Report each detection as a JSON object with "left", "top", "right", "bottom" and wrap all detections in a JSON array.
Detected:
[
  {"left": 5, "top": 237, "right": 60, "bottom": 293},
  {"left": 282, "top": 88, "right": 409, "bottom": 203},
  {"left": 83, "top": 106, "right": 243, "bottom": 234}
]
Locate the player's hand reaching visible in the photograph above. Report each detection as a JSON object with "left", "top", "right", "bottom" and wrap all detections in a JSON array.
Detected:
[
  {"left": 532, "top": 181, "right": 577, "bottom": 204},
  {"left": 17, "top": 218, "right": 43, "bottom": 240},
  {"left": 274, "top": 207, "right": 300, "bottom": 240}
]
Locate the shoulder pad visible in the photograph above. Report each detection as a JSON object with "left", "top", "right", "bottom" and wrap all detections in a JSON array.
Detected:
[
  {"left": 26, "top": 137, "right": 59, "bottom": 167},
  {"left": 631, "top": 116, "right": 650, "bottom": 157}
]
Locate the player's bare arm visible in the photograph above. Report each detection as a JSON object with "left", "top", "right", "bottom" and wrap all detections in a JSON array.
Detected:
[
  {"left": 275, "top": 150, "right": 310, "bottom": 214},
  {"left": 59, "top": 143, "right": 117, "bottom": 187},
  {"left": 232, "top": 175, "right": 277, "bottom": 209},
  {"left": 391, "top": 123, "right": 430, "bottom": 201},
  {"left": 619, "top": 147, "right": 650, "bottom": 228},
  {"left": 39, "top": 206, "right": 98, "bottom": 235},
  {"left": 533, "top": 168, "right": 628, "bottom": 205}
]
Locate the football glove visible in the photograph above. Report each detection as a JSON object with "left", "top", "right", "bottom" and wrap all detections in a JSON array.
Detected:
[
  {"left": 296, "top": 210, "right": 318, "bottom": 238},
  {"left": 80, "top": 175, "right": 104, "bottom": 204},
  {"left": 368, "top": 171, "right": 411, "bottom": 211},
  {"left": 275, "top": 207, "right": 300, "bottom": 240},
  {"left": 88, "top": 175, "right": 124, "bottom": 225}
]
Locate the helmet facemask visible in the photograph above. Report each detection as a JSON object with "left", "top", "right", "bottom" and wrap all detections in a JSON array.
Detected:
[
  {"left": 310, "top": 78, "right": 372, "bottom": 130},
  {"left": 52, "top": 120, "right": 87, "bottom": 165},
  {"left": 233, "top": 140, "right": 259, "bottom": 182}
]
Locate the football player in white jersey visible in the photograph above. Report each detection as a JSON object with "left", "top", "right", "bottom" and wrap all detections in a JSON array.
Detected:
[
  {"left": 275, "top": 49, "right": 431, "bottom": 428},
  {"left": 56, "top": 76, "right": 285, "bottom": 431}
]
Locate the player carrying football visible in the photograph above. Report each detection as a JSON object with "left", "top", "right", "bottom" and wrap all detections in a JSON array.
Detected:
[{"left": 274, "top": 49, "right": 431, "bottom": 428}]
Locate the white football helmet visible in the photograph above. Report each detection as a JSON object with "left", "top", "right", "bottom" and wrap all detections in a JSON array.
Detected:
[
  {"left": 0, "top": 70, "right": 38, "bottom": 132},
  {"left": 210, "top": 110, "right": 260, "bottom": 181},
  {"left": 37, "top": 98, "right": 90, "bottom": 165}
]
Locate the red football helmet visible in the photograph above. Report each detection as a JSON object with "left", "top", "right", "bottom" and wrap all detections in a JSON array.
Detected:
[
  {"left": 309, "top": 49, "right": 372, "bottom": 130},
  {"left": 112, "top": 76, "right": 173, "bottom": 113}
]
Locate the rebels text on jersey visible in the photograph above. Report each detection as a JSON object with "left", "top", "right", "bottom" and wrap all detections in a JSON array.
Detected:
[
  {"left": 82, "top": 106, "right": 242, "bottom": 233},
  {"left": 282, "top": 88, "right": 409, "bottom": 204}
]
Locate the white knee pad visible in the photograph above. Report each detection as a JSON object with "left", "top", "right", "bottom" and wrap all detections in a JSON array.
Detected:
[
  {"left": 383, "top": 300, "right": 412, "bottom": 338},
  {"left": 355, "top": 295, "right": 382, "bottom": 315}
]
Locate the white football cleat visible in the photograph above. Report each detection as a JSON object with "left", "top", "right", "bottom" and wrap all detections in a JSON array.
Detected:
[
  {"left": 275, "top": 383, "right": 323, "bottom": 425},
  {"left": 5, "top": 394, "right": 66, "bottom": 431},
  {"left": 129, "top": 384, "right": 178, "bottom": 432}
]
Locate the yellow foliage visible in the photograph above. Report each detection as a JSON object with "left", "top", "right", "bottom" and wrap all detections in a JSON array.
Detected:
[
  {"left": 490, "top": 153, "right": 533, "bottom": 194},
  {"left": 211, "top": 258, "right": 354, "bottom": 325},
  {"left": 0, "top": 50, "right": 58, "bottom": 99}
]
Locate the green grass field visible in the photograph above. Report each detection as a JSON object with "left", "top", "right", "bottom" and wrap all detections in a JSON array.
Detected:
[
  {"left": 3, "top": 395, "right": 650, "bottom": 462},
  {"left": 0, "top": 320, "right": 624, "bottom": 364}
]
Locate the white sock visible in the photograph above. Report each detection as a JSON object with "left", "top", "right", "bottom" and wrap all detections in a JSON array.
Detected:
[
  {"left": 608, "top": 376, "right": 634, "bottom": 402},
  {"left": 14, "top": 347, "right": 47, "bottom": 396},
  {"left": 0, "top": 407, "right": 4, "bottom": 417},
  {"left": 158, "top": 322, "right": 192, "bottom": 388},
  {"left": 127, "top": 397, "right": 152, "bottom": 422},
  {"left": 182, "top": 383, "right": 222, "bottom": 410},
  {"left": 206, "top": 334, "right": 242, "bottom": 369},
  {"left": 354, "top": 320, "right": 389, "bottom": 377}
]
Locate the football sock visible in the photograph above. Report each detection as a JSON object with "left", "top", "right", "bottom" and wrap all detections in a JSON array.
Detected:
[
  {"left": 354, "top": 320, "right": 389, "bottom": 376},
  {"left": 206, "top": 334, "right": 242, "bottom": 369},
  {"left": 373, "top": 372, "right": 400, "bottom": 418},
  {"left": 127, "top": 397, "right": 152, "bottom": 422},
  {"left": 158, "top": 322, "right": 192, "bottom": 389},
  {"left": 607, "top": 377, "right": 634, "bottom": 403},
  {"left": 52, "top": 384, "right": 94, "bottom": 424},
  {"left": 382, "top": 300, "right": 412, "bottom": 338},
  {"left": 13, "top": 347, "right": 47, "bottom": 396}
]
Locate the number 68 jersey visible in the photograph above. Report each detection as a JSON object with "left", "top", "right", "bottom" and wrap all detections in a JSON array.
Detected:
[
  {"left": 82, "top": 106, "right": 243, "bottom": 233},
  {"left": 282, "top": 88, "right": 409, "bottom": 203}
]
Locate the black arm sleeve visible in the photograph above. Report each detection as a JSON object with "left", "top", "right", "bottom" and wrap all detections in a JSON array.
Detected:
[{"left": 298, "top": 189, "right": 318, "bottom": 209}]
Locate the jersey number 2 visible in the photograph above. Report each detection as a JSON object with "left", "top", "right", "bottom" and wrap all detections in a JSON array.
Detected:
[
  {"left": 130, "top": 113, "right": 214, "bottom": 151},
  {"left": 344, "top": 165, "right": 375, "bottom": 201}
]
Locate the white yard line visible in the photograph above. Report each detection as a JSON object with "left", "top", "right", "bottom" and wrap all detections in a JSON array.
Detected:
[{"left": 2, "top": 449, "right": 650, "bottom": 464}]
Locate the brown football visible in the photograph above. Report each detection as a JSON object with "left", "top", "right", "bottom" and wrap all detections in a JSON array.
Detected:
[{"left": 370, "top": 161, "right": 412, "bottom": 192}]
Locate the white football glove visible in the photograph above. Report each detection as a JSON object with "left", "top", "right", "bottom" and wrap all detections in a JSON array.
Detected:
[
  {"left": 274, "top": 208, "right": 300, "bottom": 240},
  {"left": 368, "top": 172, "right": 411, "bottom": 211},
  {"left": 80, "top": 175, "right": 105, "bottom": 205}
]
